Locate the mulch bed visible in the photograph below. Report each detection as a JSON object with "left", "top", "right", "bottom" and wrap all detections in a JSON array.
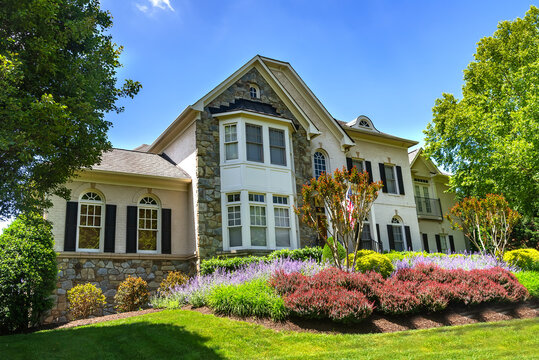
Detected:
[{"left": 185, "top": 300, "right": 539, "bottom": 334}]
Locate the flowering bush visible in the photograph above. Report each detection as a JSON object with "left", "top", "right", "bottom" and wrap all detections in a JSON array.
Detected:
[
  {"left": 158, "top": 271, "right": 189, "bottom": 297},
  {"left": 67, "top": 283, "right": 106, "bottom": 319},
  {"left": 504, "top": 249, "right": 539, "bottom": 271},
  {"left": 392, "top": 252, "right": 519, "bottom": 272},
  {"left": 152, "top": 259, "right": 326, "bottom": 309},
  {"left": 114, "top": 276, "right": 150, "bottom": 312},
  {"left": 271, "top": 265, "right": 528, "bottom": 319}
]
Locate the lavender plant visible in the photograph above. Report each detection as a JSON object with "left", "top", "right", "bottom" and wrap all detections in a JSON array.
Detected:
[
  {"left": 151, "top": 258, "right": 326, "bottom": 309},
  {"left": 392, "top": 252, "right": 520, "bottom": 272}
]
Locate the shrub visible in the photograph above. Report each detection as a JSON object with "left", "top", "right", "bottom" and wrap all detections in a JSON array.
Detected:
[
  {"left": 0, "top": 213, "right": 57, "bottom": 334},
  {"left": 347, "top": 252, "right": 394, "bottom": 277},
  {"left": 114, "top": 276, "right": 150, "bottom": 312},
  {"left": 67, "top": 283, "right": 106, "bottom": 319},
  {"left": 207, "top": 279, "right": 287, "bottom": 321},
  {"left": 158, "top": 271, "right": 189, "bottom": 296},
  {"left": 384, "top": 251, "right": 406, "bottom": 262},
  {"left": 514, "top": 271, "right": 539, "bottom": 297},
  {"left": 200, "top": 256, "right": 265, "bottom": 275},
  {"left": 267, "top": 247, "right": 323, "bottom": 262},
  {"left": 321, "top": 237, "right": 346, "bottom": 265},
  {"left": 504, "top": 249, "right": 539, "bottom": 271}
]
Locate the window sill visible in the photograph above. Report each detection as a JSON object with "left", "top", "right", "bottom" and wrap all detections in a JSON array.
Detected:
[{"left": 57, "top": 252, "right": 197, "bottom": 261}]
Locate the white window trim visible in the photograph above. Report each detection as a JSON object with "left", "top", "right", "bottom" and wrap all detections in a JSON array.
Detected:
[
  {"left": 76, "top": 191, "right": 105, "bottom": 253},
  {"left": 390, "top": 217, "right": 407, "bottom": 251},
  {"left": 351, "top": 158, "right": 366, "bottom": 173},
  {"left": 384, "top": 164, "right": 400, "bottom": 195},
  {"left": 137, "top": 195, "right": 161, "bottom": 254},
  {"left": 221, "top": 191, "right": 297, "bottom": 251},
  {"left": 313, "top": 150, "right": 329, "bottom": 179},
  {"left": 224, "top": 123, "right": 239, "bottom": 161}
]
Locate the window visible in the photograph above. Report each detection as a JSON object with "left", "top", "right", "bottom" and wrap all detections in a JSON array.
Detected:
[
  {"left": 414, "top": 184, "right": 432, "bottom": 213},
  {"left": 358, "top": 120, "right": 370, "bottom": 128},
  {"left": 78, "top": 191, "right": 104, "bottom": 251},
  {"left": 361, "top": 223, "right": 371, "bottom": 241},
  {"left": 351, "top": 159, "right": 364, "bottom": 172},
  {"left": 249, "top": 193, "right": 266, "bottom": 246},
  {"left": 269, "top": 128, "right": 286, "bottom": 166},
  {"left": 272, "top": 195, "right": 288, "bottom": 205},
  {"left": 227, "top": 194, "right": 242, "bottom": 247},
  {"left": 249, "top": 84, "right": 259, "bottom": 99},
  {"left": 391, "top": 217, "right": 405, "bottom": 251},
  {"left": 224, "top": 124, "right": 238, "bottom": 160},
  {"left": 274, "top": 207, "right": 290, "bottom": 247},
  {"left": 439, "top": 234, "right": 448, "bottom": 253},
  {"left": 138, "top": 196, "right": 159, "bottom": 252},
  {"left": 246, "top": 124, "right": 263, "bottom": 162},
  {"left": 384, "top": 165, "right": 398, "bottom": 194},
  {"left": 313, "top": 151, "right": 327, "bottom": 179}
]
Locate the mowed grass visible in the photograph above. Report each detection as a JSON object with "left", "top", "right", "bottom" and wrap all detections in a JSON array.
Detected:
[{"left": 1, "top": 310, "right": 538, "bottom": 360}]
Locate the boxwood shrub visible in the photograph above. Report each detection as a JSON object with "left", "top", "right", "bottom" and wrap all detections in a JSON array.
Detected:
[
  {"left": 504, "top": 249, "right": 539, "bottom": 271},
  {"left": 514, "top": 271, "right": 539, "bottom": 297}
]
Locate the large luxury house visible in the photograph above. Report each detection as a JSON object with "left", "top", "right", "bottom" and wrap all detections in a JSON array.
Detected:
[{"left": 45, "top": 55, "right": 466, "bottom": 322}]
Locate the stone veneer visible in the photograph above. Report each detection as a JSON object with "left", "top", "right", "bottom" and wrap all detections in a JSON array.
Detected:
[
  {"left": 45, "top": 253, "right": 196, "bottom": 323},
  {"left": 195, "top": 67, "right": 316, "bottom": 259}
]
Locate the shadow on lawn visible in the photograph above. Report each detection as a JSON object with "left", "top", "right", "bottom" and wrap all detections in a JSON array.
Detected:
[{"left": 1, "top": 321, "right": 225, "bottom": 360}]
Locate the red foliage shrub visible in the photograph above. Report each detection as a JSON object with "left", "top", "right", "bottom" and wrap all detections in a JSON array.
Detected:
[{"left": 270, "top": 265, "right": 529, "bottom": 320}]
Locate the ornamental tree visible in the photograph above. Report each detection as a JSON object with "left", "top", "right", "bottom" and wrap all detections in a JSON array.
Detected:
[
  {"left": 0, "top": 0, "right": 141, "bottom": 219},
  {"left": 295, "top": 167, "right": 383, "bottom": 271},
  {"left": 446, "top": 194, "right": 521, "bottom": 257}
]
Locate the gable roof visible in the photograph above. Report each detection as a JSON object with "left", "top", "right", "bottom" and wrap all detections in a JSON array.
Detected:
[
  {"left": 89, "top": 148, "right": 190, "bottom": 180},
  {"left": 408, "top": 148, "right": 451, "bottom": 176},
  {"left": 148, "top": 55, "right": 357, "bottom": 153}
]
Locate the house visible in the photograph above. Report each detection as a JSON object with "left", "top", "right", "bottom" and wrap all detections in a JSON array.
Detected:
[
  {"left": 45, "top": 55, "right": 465, "bottom": 322},
  {"left": 409, "top": 148, "right": 468, "bottom": 253}
]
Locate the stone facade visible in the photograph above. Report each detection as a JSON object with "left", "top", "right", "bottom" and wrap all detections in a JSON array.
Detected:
[
  {"left": 195, "top": 67, "right": 316, "bottom": 258},
  {"left": 45, "top": 254, "right": 196, "bottom": 323}
]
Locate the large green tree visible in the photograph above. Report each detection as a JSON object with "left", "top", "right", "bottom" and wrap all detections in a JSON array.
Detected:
[
  {"left": 424, "top": 6, "right": 539, "bottom": 237},
  {"left": 0, "top": 0, "right": 141, "bottom": 219}
]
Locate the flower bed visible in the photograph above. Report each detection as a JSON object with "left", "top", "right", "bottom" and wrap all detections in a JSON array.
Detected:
[
  {"left": 270, "top": 265, "right": 529, "bottom": 322},
  {"left": 391, "top": 252, "right": 520, "bottom": 272}
]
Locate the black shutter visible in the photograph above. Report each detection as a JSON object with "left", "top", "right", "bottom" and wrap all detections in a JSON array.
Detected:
[
  {"left": 449, "top": 235, "right": 455, "bottom": 253},
  {"left": 396, "top": 166, "right": 405, "bottom": 195},
  {"left": 405, "top": 226, "right": 412, "bottom": 250},
  {"left": 422, "top": 233, "right": 430, "bottom": 252},
  {"left": 379, "top": 163, "right": 388, "bottom": 193},
  {"left": 64, "top": 201, "right": 78, "bottom": 251},
  {"left": 126, "top": 206, "right": 137, "bottom": 253},
  {"left": 104, "top": 205, "right": 116, "bottom": 253},
  {"left": 162, "top": 208, "right": 171, "bottom": 254},
  {"left": 387, "top": 225, "right": 395, "bottom": 250},
  {"left": 365, "top": 161, "right": 373, "bottom": 183},
  {"left": 435, "top": 234, "right": 442, "bottom": 253},
  {"left": 376, "top": 224, "right": 384, "bottom": 252},
  {"left": 346, "top": 157, "right": 353, "bottom": 171}
]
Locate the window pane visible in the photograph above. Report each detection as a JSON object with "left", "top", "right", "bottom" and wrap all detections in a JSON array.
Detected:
[
  {"left": 246, "top": 124, "right": 262, "bottom": 143},
  {"left": 385, "top": 166, "right": 397, "bottom": 194},
  {"left": 270, "top": 147, "right": 286, "bottom": 166},
  {"left": 275, "top": 228, "right": 290, "bottom": 247},
  {"left": 269, "top": 128, "right": 285, "bottom": 147},
  {"left": 361, "top": 224, "right": 371, "bottom": 240},
  {"left": 393, "top": 226, "right": 404, "bottom": 251},
  {"left": 228, "top": 206, "right": 241, "bottom": 226},
  {"left": 314, "top": 152, "right": 326, "bottom": 179},
  {"left": 138, "top": 230, "right": 157, "bottom": 251},
  {"left": 88, "top": 205, "right": 94, "bottom": 216},
  {"left": 225, "top": 143, "right": 238, "bottom": 160},
  {"left": 250, "top": 206, "right": 266, "bottom": 226},
  {"left": 246, "top": 143, "right": 263, "bottom": 162},
  {"left": 352, "top": 159, "right": 364, "bottom": 172},
  {"left": 225, "top": 124, "right": 237, "bottom": 142},
  {"left": 78, "top": 227, "right": 100, "bottom": 249},
  {"left": 80, "top": 215, "right": 87, "bottom": 226},
  {"left": 229, "top": 227, "right": 242, "bottom": 247},
  {"left": 94, "top": 215, "right": 101, "bottom": 227},
  {"left": 274, "top": 208, "right": 290, "bottom": 227},
  {"left": 250, "top": 227, "right": 267, "bottom": 246}
]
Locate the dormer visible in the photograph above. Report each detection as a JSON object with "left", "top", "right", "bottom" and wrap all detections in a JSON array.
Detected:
[{"left": 346, "top": 115, "right": 379, "bottom": 133}]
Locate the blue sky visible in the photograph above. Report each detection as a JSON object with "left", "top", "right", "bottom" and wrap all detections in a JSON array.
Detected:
[{"left": 100, "top": 0, "right": 534, "bottom": 150}]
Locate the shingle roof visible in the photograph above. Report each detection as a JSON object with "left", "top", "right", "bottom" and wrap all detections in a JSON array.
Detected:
[
  {"left": 90, "top": 148, "right": 190, "bottom": 179},
  {"left": 209, "top": 98, "right": 284, "bottom": 118},
  {"left": 133, "top": 144, "right": 150, "bottom": 152}
]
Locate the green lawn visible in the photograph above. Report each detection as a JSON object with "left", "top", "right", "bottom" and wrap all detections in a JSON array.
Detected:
[{"left": 1, "top": 310, "right": 538, "bottom": 360}]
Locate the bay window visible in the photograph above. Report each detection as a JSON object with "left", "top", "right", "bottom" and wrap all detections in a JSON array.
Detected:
[
  {"left": 273, "top": 195, "right": 290, "bottom": 247},
  {"left": 224, "top": 124, "right": 238, "bottom": 160},
  {"left": 249, "top": 193, "right": 267, "bottom": 246},
  {"left": 269, "top": 128, "right": 286, "bottom": 166},
  {"left": 246, "top": 124, "right": 263, "bottom": 162}
]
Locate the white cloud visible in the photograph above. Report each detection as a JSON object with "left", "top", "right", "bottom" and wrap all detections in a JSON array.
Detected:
[{"left": 136, "top": 0, "right": 174, "bottom": 14}]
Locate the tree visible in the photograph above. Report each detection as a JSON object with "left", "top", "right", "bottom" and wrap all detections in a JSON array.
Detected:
[
  {"left": 423, "top": 6, "right": 539, "bottom": 234},
  {"left": 0, "top": 0, "right": 141, "bottom": 219},
  {"left": 446, "top": 194, "right": 521, "bottom": 257},
  {"left": 0, "top": 213, "right": 57, "bottom": 334},
  {"left": 295, "top": 167, "right": 383, "bottom": 271}
]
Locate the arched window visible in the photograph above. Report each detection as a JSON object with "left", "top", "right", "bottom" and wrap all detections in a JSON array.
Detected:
[
  {"left": 390, "top": 216, "right": 405, "bottom": 251},
  {"left": 249, "top": 84, "right": 260, "bottom": 99},
  {"left": 358, "top": 119, "right": 370, "bottom": 128},
  {"left": 138, "top": 196, "right": 160, "bottom": 253},
  {"left": 77, "top": 191, "right": 104, "bottom": 251},
  {"left": 313, "top": 151, "right": 327, "bottom": 179}
]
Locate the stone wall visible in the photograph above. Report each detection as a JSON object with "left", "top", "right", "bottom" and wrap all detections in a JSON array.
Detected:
[
  {"left": 45, "top": 253, "right": 196, "bottom": 323},
  {"left": 196, "top": 67, "right": 316, "bottom": 258}
]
